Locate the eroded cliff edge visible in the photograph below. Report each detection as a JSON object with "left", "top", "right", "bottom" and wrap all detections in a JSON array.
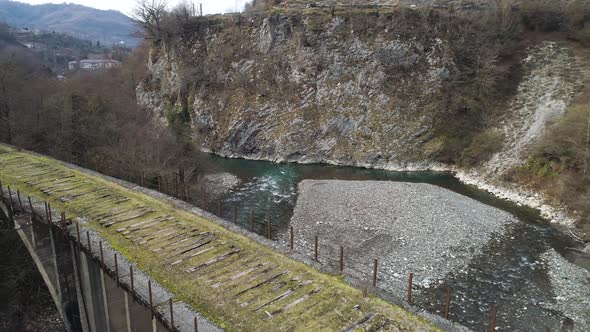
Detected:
[{"left": 137, "top": 6, "right": 590, "bottom": 240}]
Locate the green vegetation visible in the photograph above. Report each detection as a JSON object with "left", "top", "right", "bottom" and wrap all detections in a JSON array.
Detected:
[
  {"left": 0, "top": 40, "right": 207, "bottom": 184},
  {"left": 460, "top": 129, "right": 504, "bottom": 167},
  {"left": 0, "top": 145, "right": 440, "bottom": 331},
  {"left": 572, "top": 22, "right": 590, "bottom": 47},
  {"left": 507, "top": 104, "right": 590, "bottom": 237}
]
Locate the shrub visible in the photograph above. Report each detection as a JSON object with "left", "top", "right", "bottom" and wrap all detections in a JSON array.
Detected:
[
  {"left": 571, "top": 21, "right": 590, "bottom": 47},
  {"left": 460, "top": 129, "right": 504, "bottom": 166},
  {"left": 514, "top": 104, "right": 590, "bottom": 238}
]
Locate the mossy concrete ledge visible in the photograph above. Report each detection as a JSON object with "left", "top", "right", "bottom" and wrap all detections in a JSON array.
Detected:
[{"left": 0, "top": 144, "right": 442, "bottom": 331}]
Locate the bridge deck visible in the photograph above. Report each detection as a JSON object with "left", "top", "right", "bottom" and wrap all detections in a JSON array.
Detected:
[{"left": 0, "top": 144, "right": 437, "bottom": 331}]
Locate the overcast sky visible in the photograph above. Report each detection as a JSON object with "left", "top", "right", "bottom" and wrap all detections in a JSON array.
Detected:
[{"left": 18, "top": 0, "right": 251, "bottom": 16}]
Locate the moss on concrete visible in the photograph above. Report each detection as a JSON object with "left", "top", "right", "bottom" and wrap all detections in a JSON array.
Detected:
[{"left": 0, "top": 144, "right": 439, "bottom": 331}]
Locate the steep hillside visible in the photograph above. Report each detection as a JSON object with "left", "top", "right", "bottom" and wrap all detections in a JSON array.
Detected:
[
  {"left": 137, "top": 3, "right": 590, "bottom": 238},
  {"left": 138, "top": 8, "right": 516, "bottom": 166},
  {"left": 0, "top": 0, "right": 138, "bottom": 47}
]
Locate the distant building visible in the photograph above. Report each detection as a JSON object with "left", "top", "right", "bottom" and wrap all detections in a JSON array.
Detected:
[
  {"left": 23, "top": 42, "right": 46, "bottom": 50},
  {"left": 68, "top": 59, "right": 122, "bottom": 71}
]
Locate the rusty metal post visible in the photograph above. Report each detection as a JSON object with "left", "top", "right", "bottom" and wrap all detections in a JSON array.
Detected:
[
  {"left": 130, "top": 266, "right": 134, "bottom": 294},
  {"left": 173, "top": 173, "right": 178, "bottom": 197},
  {"left": 233, "top": 205, "right": 237, "bottom": 224},
  {"left": 339, "top": 246, "right": 344, "bottom": 272},
  {"left": 250, "top": 211, "right": 254, "bottom": 232},
  {"left": 490, "top": 304, "right": 497, "bottom": 332},
  {"left": 372, "top": 259, "right": 378, "bottom": 287},
  {"left": 267, "top": 220, "right": 271, "bottom": 239},
  {"left": 28, "top": 196, "right": 34, "bottom": 216},
  {"left": 218, "top": 199, "right": 222, "bottom": 217},
  {"left": 16, "top": 189, "right": 23, "bottom": 211},
  {"left": 7, "top": 186, "right": 14, "bottom": 212},
  {"left": 181, "top": 167, "right": 187, "bottom": 201},
  {"left": 158, "top": 176, "right": 161, "bottom": 192},
  {"left": 444, "top": 287, "right": 452, "bottom": 319},
  {"left": 148, "top": 280, "right": 153, "bottom": 317},
  {"left": 314, "top": 236, "right": 318, "bottom": 261},
  {"left": 407, "top": 273, "right": 413, "bottom": 305},
  {"left": 99, "top": 241, "right": 104, "bottom": 267},
  {"left": 289, "top": 226, "right": 294, "bottom": 250},
  {"left": 86, "top": 231, "right": 92, "bottom": 257},
  {"left": 47, "top": 203, "right": 53, "bottom": 225},
  {"left": 115, "top": 253, "right": 119, "bottom": 287},
  {"left": 47, "top": 203, "right": 52, "bottom": 223},
  {"left": 180, "top": 177, "right": 184, "bottom": 200},
  {"left": 61, "top": 212, "right": 66, "bottom": 235},
  {"left": 170, "top": 298, "right": 174, "bottom": 330},
  {"left": 76, "top": 222, "right": 81, "bottom": 246},
  {"left": 194, "top": 316, "right": 199, "bottom": 332}
]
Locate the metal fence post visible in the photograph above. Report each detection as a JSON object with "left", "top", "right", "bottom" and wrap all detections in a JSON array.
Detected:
[
  {"left": 314, "top": 236, "right": 318, "bottom": 261},
  {"left": 372, "top": 259, "right": 378, "bottom": 287},
  {"left": 408, "top": 273, "right": 413, "bottom": 305},
  {"left": 444, "top": 287, "right": 452, "bottom": 319},
  {"left": 170, "top": 298, "right": 174, "bottom": 331},
  {"left": 339, "top": 246, "right": 344, "bottom": 273},
  {"left": 490, "top": 304, "right": 497, "bottom": 332}
]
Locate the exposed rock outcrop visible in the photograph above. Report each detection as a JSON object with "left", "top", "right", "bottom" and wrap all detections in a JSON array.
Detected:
[
  {"left": 137, "top": 8, "right": 589, "bottom": 234},
  {"left": 138, "top": 10, "right": 467, "bottom": 167}
]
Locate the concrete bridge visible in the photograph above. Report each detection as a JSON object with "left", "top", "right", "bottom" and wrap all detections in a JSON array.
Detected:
[{"left": 0, "top": 144, "right": 448, "bottom": 331}]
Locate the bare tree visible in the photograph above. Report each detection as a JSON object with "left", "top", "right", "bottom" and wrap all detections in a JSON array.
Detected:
[
  {"left": 0, "top": 52, "right": 15, "bottom": 144},
  {"left": 133, "top": 0, "right": 168, "bottom": 41},
  {"left": 494, "top": 0, "right": 518, "bottom": 38},
  {"left": 172, "top": 0, "right": 197, "bottom": 19}
]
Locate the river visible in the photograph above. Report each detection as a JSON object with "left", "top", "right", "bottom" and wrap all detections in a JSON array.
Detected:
[{"left": 182, "top": 153, "right": 588, "bottom": 331}]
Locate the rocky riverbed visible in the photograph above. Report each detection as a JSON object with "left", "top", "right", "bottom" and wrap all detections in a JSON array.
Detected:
[
  {"left": 541, "top": 249, "right": 590, "bottom": 331},
  {"left": 282, "top": 179, "right": 590, "bottom": 330},
  {"left": 283, "top": 180, "right": 518, "bottom": 292},
  {"left": 197, "top": 172, "right": 241, "bottom": 200}
]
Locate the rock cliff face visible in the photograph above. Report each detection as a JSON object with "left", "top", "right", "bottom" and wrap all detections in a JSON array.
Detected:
[
  {"left": 137, "top": 7, "right": 590, "bottom": 236},
  {"left": 138, "top": 10, "right": 479, "bottom": 168},
  {"left": 136, "top": 8, "right": 588, "bottom": 172}
]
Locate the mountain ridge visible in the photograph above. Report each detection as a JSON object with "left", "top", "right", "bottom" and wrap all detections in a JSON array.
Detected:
[{"left": 0, "top": 0, "right": 139, "bottom": 47}]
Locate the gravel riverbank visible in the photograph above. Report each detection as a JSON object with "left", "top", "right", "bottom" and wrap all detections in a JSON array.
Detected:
[
  {"left": 282, "top": 180, "right": 517, "bottom": 293},
  {"left": 541, "top": 249, "right": 590, "bottom": 331}
]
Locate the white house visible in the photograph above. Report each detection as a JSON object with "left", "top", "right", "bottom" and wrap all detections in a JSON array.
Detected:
[{"left": 68, "top": 59, "right": 122, "bottom": 71}]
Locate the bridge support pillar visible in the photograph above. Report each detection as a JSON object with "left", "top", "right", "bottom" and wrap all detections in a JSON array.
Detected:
[
  {"left": 100, "top": 270, "right": 112, "bottom": 332},
  {"left": 79, "top": 251, "right": 99, "bottom": 332},
  {"left": 124, "top": 292, "right": 132, "bottom": 332},
  {"left": 71, "top": 245, "right": 91, "bottom": 332}
]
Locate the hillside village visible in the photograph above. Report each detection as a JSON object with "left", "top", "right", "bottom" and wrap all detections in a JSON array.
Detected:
[{"left": 1, "top": 24, "right": 128, "bottom": 75}]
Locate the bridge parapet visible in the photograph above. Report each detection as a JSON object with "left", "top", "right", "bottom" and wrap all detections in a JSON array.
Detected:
[{"left": 0, "top": 143, "right": 444, "bottom": 331}]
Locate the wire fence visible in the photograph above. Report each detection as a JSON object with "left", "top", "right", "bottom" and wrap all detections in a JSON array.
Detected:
[{"left": 2, "top": 164, "right": 573, "bottom": 331}]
